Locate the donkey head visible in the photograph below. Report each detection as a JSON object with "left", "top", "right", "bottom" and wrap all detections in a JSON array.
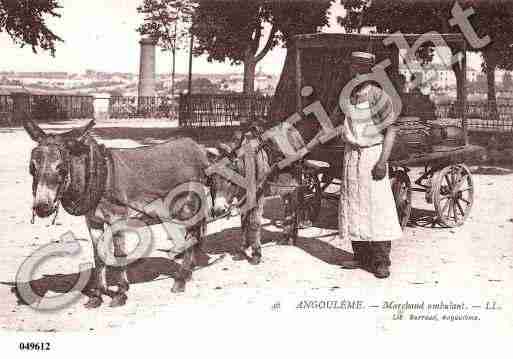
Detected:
[
  {"left": 24, "top": 116, "right": 95, "bottom": 218},
  {"left": 207, "top": 130, "right": 250, "bottom": 217}
]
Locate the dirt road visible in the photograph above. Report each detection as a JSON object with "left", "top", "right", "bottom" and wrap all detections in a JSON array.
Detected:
[{"left": 0, "top": 121, "right": 512, "bottom": 332}]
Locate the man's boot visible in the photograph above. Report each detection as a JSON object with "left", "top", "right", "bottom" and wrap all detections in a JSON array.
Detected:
[
  {"left": 372, "top": 241, "right": 391, "bottom": 279},
  {"left": 340, "top": 241, "right": 366, "bottom": 269},
  {"left": 356, "top": 241, "right": 372, "bottom": 271}
]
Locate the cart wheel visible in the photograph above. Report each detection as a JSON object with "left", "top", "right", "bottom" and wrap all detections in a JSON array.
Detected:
[
  {"left": 391, "top": 170, "right": 412, "bottom": 228},
  {"left": 432, "top": 164, "right": 474, "bottom": 227},
  {"left": 299, "top": 170, "right": 322, "bottom": 225}
]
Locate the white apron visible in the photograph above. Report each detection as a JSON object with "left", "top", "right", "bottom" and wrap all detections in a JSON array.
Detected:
[{"left": 337, "top": 100, "right": 402, "bottom": 244}]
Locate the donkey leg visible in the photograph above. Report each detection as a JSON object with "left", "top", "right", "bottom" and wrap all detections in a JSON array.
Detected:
[
  {"left": 171, "top": 228, "right": 198, "bottom": 293},
  {"left": 232, "top": 213, "right": 251, "bottom": 261},
  {"left": 245, "top": 200, "right": 263, "bottom": 265},
  {"left": 281, "top": 192, "right": 298, "bottom": 246},
  {"left": 109, "top": 232, "right": 129, "bottom": 308},
  {"left": 84, "top": 219, "right": 107, "bottom": 309},
  {"left": 171, "top": 247, "right": 193, "bottom": 293}
]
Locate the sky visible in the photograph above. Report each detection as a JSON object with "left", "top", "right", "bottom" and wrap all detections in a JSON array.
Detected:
[
  {"left": 0, "top": 0, "right": 481, "bottom": 75},
  {"left": 0, "top": 0, "right": 344, "bottom": 75}
]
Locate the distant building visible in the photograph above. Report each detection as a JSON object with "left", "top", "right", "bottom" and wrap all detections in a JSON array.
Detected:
[
  {"left": 12, "top": 72, "right": 69, "bottom": 79},
  {"left": 399, "top": 63, "right": 481, "bottom": 91}
]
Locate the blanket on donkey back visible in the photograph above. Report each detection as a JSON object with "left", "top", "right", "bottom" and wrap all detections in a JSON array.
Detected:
[{"left": 65, "top": 136, "right": 212, "bottom": 222}]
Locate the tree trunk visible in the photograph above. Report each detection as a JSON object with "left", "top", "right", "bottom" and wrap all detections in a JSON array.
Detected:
[
  {"left": 270, "top": 47, "right": 296, "bottom": 124},
  {"left": 486, "top": 64, "right": 498, "bottom": 120},
  {"left": 451, "top": 61, "right": 464, "bottom": 117},
  {"left": 242, "top": 22, "right": 278, "bottom": 96},
  {"left": 243, "top": 55, "right": 257, "bottom": 94},
  {"left": 171, "top": 48, "right": 176, "bottom": 98}
]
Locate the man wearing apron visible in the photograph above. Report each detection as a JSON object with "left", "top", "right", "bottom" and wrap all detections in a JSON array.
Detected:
[{"left": 338, "top": 51, "right": 403, "bottom": 278}]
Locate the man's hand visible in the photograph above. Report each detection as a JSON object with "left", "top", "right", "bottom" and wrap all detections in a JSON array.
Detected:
[{"left": 372, "top": 161, "right": 387, "bottom": 181}]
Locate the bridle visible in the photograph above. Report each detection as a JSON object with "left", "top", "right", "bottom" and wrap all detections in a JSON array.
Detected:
[
  {"left": 30, "top": 141, "right": 72, "bottom": 224},
  {"left": 30, "top": 137, "right": 109, "bottom": 223},
  {"left": 210, "top": 126, "right": 276, "bottom": 209}
]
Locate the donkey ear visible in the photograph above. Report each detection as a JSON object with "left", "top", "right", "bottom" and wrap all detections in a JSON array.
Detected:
[
  {"left": 22, "top": 114, "right": 46, "bottom": 142},
  {"left": 65, "top": 120, "right": 96, "bottom": 141},
  {"left": 76, "top": 120, "right": 96, "bottom": 141}
]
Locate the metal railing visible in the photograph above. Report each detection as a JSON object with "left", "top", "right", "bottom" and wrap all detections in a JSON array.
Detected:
[
  {"left": 437, "top": 101, "right": 513, "bottom": 132},
  {"left": 1, "top": 93, "right": 512, "bottom": 133},
  {"left": 109, "top": 96, "right": 178, "bottom": 119},
  {"left": 179, "top": 93, "right": 273, "bottom": 128},
  {"left": 0, "top": 95, "right": 14, "bottom": 125},
  {"left": 0, "top": 94, "right": 94, "bottom": 124},
  {"left": 30, "top": 95, "right": 94, "bottom": 120}
]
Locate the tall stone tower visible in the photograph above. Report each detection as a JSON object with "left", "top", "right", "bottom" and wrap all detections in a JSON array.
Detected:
[{"left": 138, "top": 36, "right": 157, "bottom": 98}]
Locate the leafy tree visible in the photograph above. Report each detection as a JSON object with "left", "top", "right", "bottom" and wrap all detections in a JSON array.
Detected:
[
  {"left": 340, "top": 0, "right": 513, "bottom": 119},
  {"left": 340, "top": 0, "right": 459, "bottom": 106},
  {"left": 267, "top": 0, "right": 332, "bottom": 118},
  {"left": 193, "top": 0, "right": 331, "bottom": 95},
  {"left": 175, "top": 77, "right": 222, "bottom": 94},
  {"left": 0, "top": 0, "right": 62, "bottom": 55},
  {"left": 460, "top": 1, "right": 513, "bottom": 118},
  {"left": 137, "top": 0, "right": 194, "bottom": 98},
  {"left": 140, "top": 0, "right": 331, "bottom": 96},
  {"left": 191, "top": 0, "right": 278, "bottom": 94}
]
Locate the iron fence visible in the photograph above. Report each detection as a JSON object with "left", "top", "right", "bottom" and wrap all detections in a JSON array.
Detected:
[
  {"left": 179, "top": 93, "right": 273, "bottom": 128},
  {"left": 178, "top": 94, "right": 513, "bottom": 132},
  {"left": 0, "top": 94, "right": 93, "bottom": 124},
  {"left": 30, "top": 95, "right": 94, "bottom": 120},
  {"left": 0, "top": 95, "right": 14, "bottom": 125},
  {"left": 1, "top": 92, "right": 512, "bottom": 133},
  {"left": 109, "top": 96, "right": 178, "bottom": 119},
  {"left": 437, "top": 101, "right": 513, "bottom": 132}
]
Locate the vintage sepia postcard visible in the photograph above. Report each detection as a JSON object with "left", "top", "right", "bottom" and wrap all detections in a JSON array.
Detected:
[{"left": 0, "top": 0, "right": 511, "bottom": 356}]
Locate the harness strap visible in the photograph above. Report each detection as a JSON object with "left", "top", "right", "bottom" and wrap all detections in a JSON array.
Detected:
[
  {"left": 61, "top": 141, "right": 108, "bottom": 216},
  {"left": 102, "top": 191, "right": 235, "bottom": 226}
]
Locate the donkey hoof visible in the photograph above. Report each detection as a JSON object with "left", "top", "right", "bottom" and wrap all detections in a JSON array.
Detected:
[
  {"left": 171, "top": 281, "right": 186, "bottom": 293},
  {"left": 84, "top": 296, "right": 103, "bottom": 309},
  {"left": 248, "top": 256, "right": 262, "bottom": 265},
  {"left": 109, "top": 293, "right": 127, "bottom": 308}
]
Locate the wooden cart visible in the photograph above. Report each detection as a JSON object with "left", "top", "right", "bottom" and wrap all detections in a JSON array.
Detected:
[
  {"left": 295, "top": 143, "right": 483, "bottom": 231},
  {"left": 273, "top": 33, "right": 485, "bottom": 236}
]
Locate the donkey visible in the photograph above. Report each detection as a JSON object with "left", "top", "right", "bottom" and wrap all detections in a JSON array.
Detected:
[
  {"left": 208, "top": 127, "right": 302, "bottom": 263},
  {"left": 208, "top": 130, "right": 269, "bottom": 264},
  {"left": 23, "top": 116, "right": 212, "bottom": 308}
]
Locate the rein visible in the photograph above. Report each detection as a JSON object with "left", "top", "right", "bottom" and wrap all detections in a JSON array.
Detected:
[
  {"left": 103, "top": 193, "right": 239, "bottom": 226},
  {"left": 34, "top": 137, "right": 249, "bottom": 227}
]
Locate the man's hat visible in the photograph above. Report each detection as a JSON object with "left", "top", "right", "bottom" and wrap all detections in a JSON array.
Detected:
[{"left": 351, "top": 51, "right": 376, "bottom": 66}]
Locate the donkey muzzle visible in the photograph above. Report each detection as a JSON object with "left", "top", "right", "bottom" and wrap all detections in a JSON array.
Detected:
[{"left": 33, "top": 202, "right": 56, "bottom": 218}]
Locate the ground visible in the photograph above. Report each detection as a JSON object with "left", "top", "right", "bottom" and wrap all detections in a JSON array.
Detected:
[{"left": 0, "top": 119, "right": 512, "bottom": 333}]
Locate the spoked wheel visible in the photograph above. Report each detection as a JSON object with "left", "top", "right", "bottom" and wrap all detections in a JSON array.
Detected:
[
  {"left": 432, "top": 164, "right": 474, "bottom": 227},
  {"left": 391, "top": 170, "right": 412, "bottom": 228},
  {"left": 277, "top": 167, "right": 322, "bottom": 245},
  {"left": 298, "top": 170, "right": 322, "bottom": 226}
]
